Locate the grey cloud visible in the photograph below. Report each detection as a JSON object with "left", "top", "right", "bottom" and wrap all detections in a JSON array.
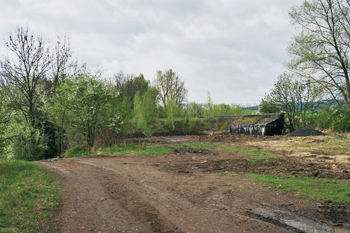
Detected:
[
  {"left": 106, "top": 0, "right": 205, "bottom": 17},
  {"left": 0, "top": 0, "right": 303, "bottom": 104}
]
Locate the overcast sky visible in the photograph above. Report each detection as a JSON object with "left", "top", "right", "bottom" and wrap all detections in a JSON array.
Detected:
[{"left": 0, "top": 0, "right": 303, "bottom": 105}]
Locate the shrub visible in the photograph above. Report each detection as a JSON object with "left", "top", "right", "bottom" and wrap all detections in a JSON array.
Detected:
[
  {"left": 11, "top": 129, "right": 50, "bottom": 161},
  {"left": 317, "top": 105, "right": 350, "bottom": 132}
]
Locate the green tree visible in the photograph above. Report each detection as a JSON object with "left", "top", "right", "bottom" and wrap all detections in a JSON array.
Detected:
[
  {"left": 213, "top": 104, "right": 231, "bottom": 116},
  {"left": 288, "top": 0, "right": 350, "bottom": 104},
  {"left": 0, "top": 87, "right": 12, "bottom": 155},
  {"left": 0, "top": 26, "right": 78, "bottom": 159},
  {"left": 204, "top": 92, "right": 214, "bottom": 118},
  {"left": 261, "top": 72, "right": 322, "bottom": 133},
  {"left": 114, "top": 72, "right": 149, "bottom": 107},
  {"left": 185, "top": 102, "right": 205, "bottom": 118},
  {"left": 49, "top": 71, "right": 118, "bottom": 147},
  {"left": 259, "top": 99, "right": 281, "bottom": 113},
  {"left": 154, "top": 69, "right": 187, "bottom": 107},
  {"left": 317, "top": 104, "right": 350, "bottom": 132},
  {"left": 0, "top": 26, "right": 77, "bottom": 128},
  {"left": 165, "top": 94, "right": 182, "bottom": 132},
  {"left": 133, "top": 88, "right": 159, "bottom": 137}
]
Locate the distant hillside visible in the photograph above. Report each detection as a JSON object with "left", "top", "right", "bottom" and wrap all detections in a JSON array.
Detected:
[
  {"left": 241, "top": 101, "right": 341, "bottom": 113},
  {"left": 242, "top": 106, "right": 259, "bottom": 111}
]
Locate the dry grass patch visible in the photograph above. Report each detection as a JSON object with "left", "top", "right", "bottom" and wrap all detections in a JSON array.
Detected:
[{"left": 241, "top": 134, "right": 350, "bottom": 163}]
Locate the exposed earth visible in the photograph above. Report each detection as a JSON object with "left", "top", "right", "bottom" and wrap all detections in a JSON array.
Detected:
[{"left": 35, "top": 135, "right": 350, "bottom": 233}]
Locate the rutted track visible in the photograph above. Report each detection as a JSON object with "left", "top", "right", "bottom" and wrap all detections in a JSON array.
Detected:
[{"left": 35, "top": 135, "right": 350, "bottom": 233}]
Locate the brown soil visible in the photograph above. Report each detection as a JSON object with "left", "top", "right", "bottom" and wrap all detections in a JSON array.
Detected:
[{"left": 35, "top": 135, "right": 350, "bottom": 233}]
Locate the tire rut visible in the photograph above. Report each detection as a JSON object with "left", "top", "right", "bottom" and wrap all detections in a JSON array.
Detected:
[{"left": 36, "top": 155, "right": 329, "bottom": 233}]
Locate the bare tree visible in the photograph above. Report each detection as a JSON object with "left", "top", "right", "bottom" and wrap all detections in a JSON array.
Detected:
[
  {"left": 288, "top": 0, "right": 350, "bottom": 105},
  {"left": 51, "top": 34, "right": 79, "bottom": 88},
  {"left": 0, "top": 26, "right": 78, "bottom": 128},
  {"left": 154, "top": 69, "right": 187, "bottom": 107},
  {"left": 0, "top": 26, "right": 52, "bottom": 128}
]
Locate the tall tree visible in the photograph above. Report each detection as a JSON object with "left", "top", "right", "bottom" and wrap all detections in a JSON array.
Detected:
[
  {"left": 51, "top": 34, "right": 79, "bottom": 89},
  {"left": 0, "top": 26, "right": 77, "bottom": 128},
  {"left": 165, "top": 94, "right": 182, "bottom": 132},
  {"left": 0, "top": 26, "right": 52, "bottom": 128},
  {"left": 288, "top": 0, "right": 350, "bottom": 104},
  {"left": 114, "top": 72, "right": 150, "bottom": 110},
  {"left": 133, "top": 88, "right": 159, "bottom": 137},
  {"left": 204, "top": 92, "right": 214, "bottom": 118},
  {"left": 154, "top": 69, "right": 187, "bottom": 107},
  {"left": 260, "top": 72, "right": 323, "bottom": 132},
  {"left": 49, "top": 71, "right": 118, "bottom": 147}
]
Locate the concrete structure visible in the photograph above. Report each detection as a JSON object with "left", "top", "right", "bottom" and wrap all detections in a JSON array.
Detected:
[{"left": 212, "top": 114, "right": 284, "bottom": 136}]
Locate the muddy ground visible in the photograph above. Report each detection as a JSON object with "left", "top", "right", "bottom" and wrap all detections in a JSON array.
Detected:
[{"left": 36, "top": 135, "right": 350, "bottom": 233}]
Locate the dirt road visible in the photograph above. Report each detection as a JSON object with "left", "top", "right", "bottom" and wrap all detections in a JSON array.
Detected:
[{"left": 35, "top": 135, "right": 350, "bottom": 233}]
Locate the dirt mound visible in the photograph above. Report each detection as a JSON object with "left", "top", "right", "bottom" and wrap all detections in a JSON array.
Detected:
[{"left": 288, "top": 128, "right": 325, "bottom": 137}]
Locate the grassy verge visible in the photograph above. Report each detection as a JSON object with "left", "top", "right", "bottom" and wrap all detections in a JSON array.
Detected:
[
  {"left": 0, "top": 159, "right": 61, "bottom": 233},
  {"left": 247, "top": 174, "right": 350, "bottom": 203},
  {"left": 64, "top": 143, "right": 279, "bottom": 160}
]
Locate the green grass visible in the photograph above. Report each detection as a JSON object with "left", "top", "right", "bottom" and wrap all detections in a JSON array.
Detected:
[
  {"left": 247, "top": 174, "right": 350, "bottom": 203},
  {"left": 172, "top": 142, "right": 220, "bottom": 150},
  {"left": 0, "top": 159, "right": 61, "bottom": 233},
  {"left": 101, "top": 144, "right": 173, "bottom": 156},
  {"left": 64, "top": 143, "right": 222, "bottom": 158},
  {"left": 221, "top": 146, "right": 279, "bottom": 160},
  {"left": 62, "top": 145, "right": 96, "bottom": 158}
]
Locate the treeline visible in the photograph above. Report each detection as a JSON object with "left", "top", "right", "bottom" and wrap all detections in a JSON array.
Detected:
[
  {"left": 0, "top": 26, "right": 252, "bottom": 160},
  {"left": 260, "top": 0, "right": 350, "bottom": 134}
]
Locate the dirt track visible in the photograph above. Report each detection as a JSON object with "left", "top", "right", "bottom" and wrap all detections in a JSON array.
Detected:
[{"left": 35, "top": 135, "right": 350, "bottom": 233}]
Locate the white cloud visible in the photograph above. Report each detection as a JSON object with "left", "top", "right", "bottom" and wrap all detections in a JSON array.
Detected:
[{"left": 0, "top": 0, "right": 304, "bottom": 105}]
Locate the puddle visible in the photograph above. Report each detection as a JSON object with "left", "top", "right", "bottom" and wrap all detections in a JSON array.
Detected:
[
  {"left": 249, "top": 208, "right": 350, "bottom": 233},
  {"left": 282, "top": 219, "right": 350, "bottom": 233}
]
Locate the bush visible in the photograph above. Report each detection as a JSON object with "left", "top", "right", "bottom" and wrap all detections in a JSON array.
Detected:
[
  {"left": 317, "top": 105, "right": 350, "bottom": 132},
  {"left": 63, "top": 145, "right": 93, "bottom": 158},
  {"left": 11, "top": 129, "right": 50, "bottom": 161}
]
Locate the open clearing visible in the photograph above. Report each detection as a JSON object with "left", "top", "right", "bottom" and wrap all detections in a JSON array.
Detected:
[{"left": 35, "top": 135, "right": 350, "bottom": 233}]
